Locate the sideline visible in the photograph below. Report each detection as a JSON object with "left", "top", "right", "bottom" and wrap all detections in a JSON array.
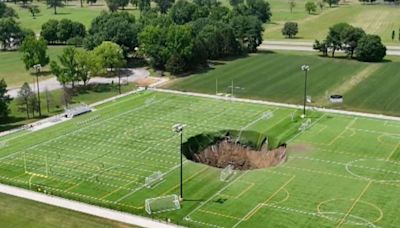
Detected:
[
  {"left": 0, "top": 183, "right": 181, "bottom": 228},
  {"left": 152, "top": 88, "right": 400, "bottom": 122}
]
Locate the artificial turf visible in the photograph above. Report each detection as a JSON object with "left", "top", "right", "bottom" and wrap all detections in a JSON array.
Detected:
[{"left": 0, "top": 90, "right": 399, "bottom": 227}]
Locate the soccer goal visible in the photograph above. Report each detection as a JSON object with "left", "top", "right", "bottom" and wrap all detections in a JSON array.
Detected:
[
  {"left": 145, "top": 194, "right": 181, "bottom": 214},
  {"left": 298, "top": 119, "right": 312, "bottom": 132},
  {"left": 263, "top": 111, "right": 273, "bottom": 120},
  {"left": 220, "top": 164, "right": 235, "bottom": 182},
  {"left": 145, "top": 171, "right": 164, "bottom": 188}
]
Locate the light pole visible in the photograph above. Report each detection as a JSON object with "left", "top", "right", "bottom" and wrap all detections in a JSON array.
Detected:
[
  {"left": 172, "top": 123, "right": 185, "bottom": 200},
  {"left": 33, "top": 64, "right": 42, "bottom": 117},
  {"left": 301, "top": 65, "right": 310, "bottom": 118}
]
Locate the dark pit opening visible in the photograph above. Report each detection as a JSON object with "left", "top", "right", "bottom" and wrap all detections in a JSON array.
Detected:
[{"left": 182, "top": 130, "right": 287, "bottom": 170}]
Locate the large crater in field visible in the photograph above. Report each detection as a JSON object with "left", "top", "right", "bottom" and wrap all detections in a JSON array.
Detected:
[{"left": 182, "top": 130, "right": 287, "bottom": 170}]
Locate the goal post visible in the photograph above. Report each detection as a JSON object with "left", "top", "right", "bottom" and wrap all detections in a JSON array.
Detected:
[
  {"left": 145, "top": 171, "right": 164, "bottom": 188},
  {"left": 220, "top": 164, "right": 235, "bottom": 182},
  {"left": 23, "top": 152, "right": 49, "bottom": 178},
  {"left": 298, "top": 119, "right": 312, "bottom": 132},
  {"left": 145, "top": 194, "right": 181, "bottom": 214}
]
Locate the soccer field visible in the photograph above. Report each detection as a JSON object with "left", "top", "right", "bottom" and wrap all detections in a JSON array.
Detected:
[{"left": 0, "top": 90, "right": 400, "bottom": 227}]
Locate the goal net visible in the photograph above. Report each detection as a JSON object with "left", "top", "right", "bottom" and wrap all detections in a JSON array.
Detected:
[
  {"left": 145, "top": 171, "right": 163, "bottom": 188},
  {"left": 298, "top": 119, "right": 312, "bottom": 132},
  {"left": 220, "top": 164, "right": 235, "bottom": 182},
  {"left": 145, "top": 194, "right": 181, "bottom": 214},
  {"left": 263, "top": 111, "right": 273, "bottom": 120}
]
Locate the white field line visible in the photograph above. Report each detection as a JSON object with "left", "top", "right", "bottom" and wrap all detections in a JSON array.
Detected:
[
  {"left": 115, "top": 160, "right": 188, "bottom": 203},
  {"left": 0, "top": 183, "right": 181, "bottom": 228},
  {"left": 184, "top": 171, "right": 248, "bottom": 221},
  {"left": 152, "top": 88, "right": 400, "bottom": 122},
  {"left": 0, "top": 97, "right": 168, "bottom": 163}
]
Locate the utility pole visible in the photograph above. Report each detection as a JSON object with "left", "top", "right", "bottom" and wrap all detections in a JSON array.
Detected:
[
  {"left": 301, "top": 65, "right": 310, "bottom": 118},
  {"left": 34, "top": 64, "right": 42, "bottom": 117},
  {"left": 172, "top": 124, "right": 185, "bottom": 200}
]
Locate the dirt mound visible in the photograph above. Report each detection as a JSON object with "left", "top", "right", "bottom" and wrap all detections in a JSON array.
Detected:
[{"left": 193, "top": 138, "right": 287, "bottom": 170}]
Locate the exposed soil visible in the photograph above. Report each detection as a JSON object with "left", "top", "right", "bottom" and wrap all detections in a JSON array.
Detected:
[
  {"left": 192, "top": 138, "right": 287, "bottom": 170},
  {"left": 286, "top": 144, "right": 313, "bottom": 153}
]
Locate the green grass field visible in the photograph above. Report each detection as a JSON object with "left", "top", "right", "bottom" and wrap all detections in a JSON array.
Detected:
[
  {"left": 7, "top": 0, "right": 139, "bottom": 32},
  {"left": 1, "top": 90, "right": 399, "bottom": 227},
  {"left": 0, "top": 193, "right": 135, "bottom": 228},
  {"left": 264, "top": 3, "right": 400, "bottom": 45},
  {"left": 0, "top": 46, "right": 65, "bottom": 88},
  {"left": 167, "top": 51, "right": 400, "bottom": 116}
]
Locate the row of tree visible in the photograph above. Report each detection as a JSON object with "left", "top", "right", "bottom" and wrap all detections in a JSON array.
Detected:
[
  {"left": 41, "top": 19, "right": 86, "bottom": 44},
  {"left": 313, "top": 23, "right": 386, "bottom": 62}
]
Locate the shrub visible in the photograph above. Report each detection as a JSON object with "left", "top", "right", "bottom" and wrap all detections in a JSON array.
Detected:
[{"left": 282, "top": 22, "right": 298, "bottom": 38}]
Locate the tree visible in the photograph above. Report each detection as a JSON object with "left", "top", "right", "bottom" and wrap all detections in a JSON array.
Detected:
[
  {"left": 170, "top": 0, "right": 197, "bottom": 25},
  {"left": 288, "top": 0, "right": 296, "bottom": 13},
  {"left": 87, "top": 0, "right": 97, "bottom": 5},
  {"left": 41, "top": 19, "right": 59, "bottom": 44},
  {"left": 119, "top": 0, "right": 130, "bottom": 9},
  {"left": 154, "top": 0, "right": 174, "bottom": 14},
  {"left": 58, "top": 47, "right": 79, "bottom": 87},
  {"left": 209, "top": 6, "right": 231, "bottom": 22},
  {"left": 230, "top": 15, "right": 264, "bottom": 52},
  {"left": 27, "top": 5, "right": 40, "bottom": 19},
  {"left": 323, "top": 0, "right": 338, "bottom": 7},
  {"left": 341, "top": 26, "right": 366, "bottom": 58},
  {"left": 93, "top": 42, "right": 126, "bottom": 93},
  {"left": 317, "top": 0, "right": 324, "bottom": 10},
  {"left": 105, "top": 0, "right": 120, "bottom": 12},
  {"left": 47, "top": 0, "right": 63, "bottom": 14},
  {"left": 20, "top": 37, "right": 49, "bottom": 117},
  {"left": 0, "top": 18, "right": 23, "bottom": 50},
  {"left": 305, "top": 1, "right": 316, "bottom": 14},
  {"left": 75, "top": 49, "right": 100, "bottom": 86},
  {"left": 16, "top": 82, "right": 34, "bottom": 118},
  {"left": 165, "top": 25, "right": 194, "bottom": 74},
  {"left": 139, "top": 25, "right": 169, "bottom": 69},
  {"left": 0, "top": 2, "right": 18, "bottom": 18},
  {"left": 131, "top": 0, "right": 138, "bottom": 8},
  {"left": 326, "top": 23, "right": 351, "bottom": 57},
  {"left": 229, "top": 0, "right": 243, "bottom": 6},
  {"left": 313, "top": 40, "right": 328, "bottom": 56},
  {"left": 138, "top": 0, "right": 151, "bottom": 12},
  {"left": 282, "top": 22, "right": 298, "bottom": 38},
  {"left": 84, "top": 12, "right": 138, "bottom": 54},
  {"left": 234, "top": 0, "right": 271, "bottom": 23},
  {"left": 355, "top": 35, "right": 386, "bottom": 62},
  {"left": 0, "top": 79, "right": 11, "bottom": 119},
  {"left": 50, "top": 61, "right": 70, "bottom": 107}
]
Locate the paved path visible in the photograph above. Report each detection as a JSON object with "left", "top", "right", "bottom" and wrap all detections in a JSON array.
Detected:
[
  {"left": 0, "top": 183, "right": 181, "bottom": 228},
  {"left": 260, "top": 40, "right": 400, "bottom": 56},
  {"left": 7, "top": 68, "right": 150, "bottom": 98}
]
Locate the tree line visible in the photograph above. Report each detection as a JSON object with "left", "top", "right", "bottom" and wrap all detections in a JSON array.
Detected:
[{"left": 313, "top": 23, "right": 386, "bottom": 62}]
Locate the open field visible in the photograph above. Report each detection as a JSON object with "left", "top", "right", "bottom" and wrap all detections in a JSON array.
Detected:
[
  {"left": 7, "top": 0, "right": 140, "bottom": 33},
  {"left": 0, "top": 193, "right": 134, "bottom": 228},
  {"left": 264, "top": 4, "right": 400, "bottom": 45},
  {"left": 167, "top": 51, "right": 400, "bottom": 116},
  {"left": 0, "top": 90, "right": 400, "bottom": 227},
  {"left": 167, "top": 51, "right": 370, "bottom": 104},
  {"left": 0, "top": 46, "right": 66, "bottom": 88}
]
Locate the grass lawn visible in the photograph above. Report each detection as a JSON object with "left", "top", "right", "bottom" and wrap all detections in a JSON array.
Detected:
[
  {"left": 0, "top": 46, "right": 66, "bottom": 88},
  {"left": 264, "top": 3, "right": 400, "bottom": 45},
  {"left": 0, "top": 91, "right": 399, "bottom": 227},
  {"left": 0, "top": 193, "right": 135, "bottom": 228},
  {"left": 7, "top": 0, "right": 140, "bottom": 33},
  {"left": 167, "top": 51, "right": 370, "bottom": 104},
  {"left": 343, "top": 61, "right": 400, "bottom": 116},
  {"left": 0, "top": 83, "right": 137, "bottom": 132}
]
